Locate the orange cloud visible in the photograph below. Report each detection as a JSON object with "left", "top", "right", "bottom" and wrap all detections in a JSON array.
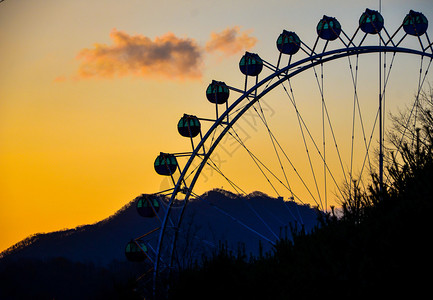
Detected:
[
  {"left": 205, "top": 26, "right": 257, "bottom": 56},
  {"left": 76, "top": 29, "right": 203, "bottom": 80}
]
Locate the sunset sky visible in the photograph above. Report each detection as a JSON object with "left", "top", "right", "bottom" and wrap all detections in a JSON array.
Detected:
[{"left": 1, "top": 0, "right": 433, "bottom": 253}]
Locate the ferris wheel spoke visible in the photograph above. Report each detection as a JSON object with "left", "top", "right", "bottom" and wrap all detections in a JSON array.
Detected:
[
  {"left": 237, "top": 89, "right": 321, "bottom": 208},
  {"left": 348, "top": 54, "right": 360, "bottom": 198},
  {"left": 313, "top": 64, "right": 350, "bottom": 197},
  {"left": 349, "top": 49, "right": 398, "bottom": 193},
  {"left": 249, "top": 97, "right": 308, "bottom": 224},
  {"left": 190, "top": 192, "right": 276, "bottom": 244},
  {"left": 225, "top": 117, "right": 315, "bottom": 217},
  {"left": 354, "top": 103, "right": 380, "bottom": 189},
  {"left": 282, "top": 80, "right": 324, "bottom": 209},
  {"left": 346, "top": 54, "right": 378, "bottom": 197},
  {"left": 318, "top": 63, "right": 329, "bottom": 209},
  {"left": 410, "top": 56, "right": 426, "bottom": 147},
  {"left": 247, "top": 97, "right": 292, "bottom": 192},
  {"left": 257, "top": 99, "right": 293, "bottom": 196},
  {"left": 311, "top": 64, "right": 327, "bottom": 209},
  {"left": 415, "top": 58, "right": 433, "bottom": 127},
  {"left": 206, "top": 144, "right": 305, "bottom": 232},
  {"left": 203, "top": 130, "right": 282, "bottom": 240},
  {"left": 205, "top": 156, "right": 246, "bottom": 195},
  {"left": 279, "top": 79, "right": 345, "bottom": 205},
  {"left": 384, "top": 56, "right": 433, "bottom": 186},
  {"left": 226, "top": 126, "right": 284, "bottom": 197},
  {"left": 389, "top": 56, "right": 432, "bottom": 151}
]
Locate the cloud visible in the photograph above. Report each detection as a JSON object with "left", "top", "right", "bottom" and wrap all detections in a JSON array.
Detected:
[
  {"left": 76, "top": 29, "right": 203, "bottom": 80},
  {"left": 205, "top": 26, "right": 257, "bottom": 57},
  {"left": 73, "top": 26, "right": 257, "bottom": 81}
]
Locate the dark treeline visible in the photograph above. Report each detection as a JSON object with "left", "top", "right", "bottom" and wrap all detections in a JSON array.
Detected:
[
  {"left": 0, "top": 258, "right": 146, "bottom": 300},
  {"left": 168, "top": 92, "right": 433, "bottom": 299}
]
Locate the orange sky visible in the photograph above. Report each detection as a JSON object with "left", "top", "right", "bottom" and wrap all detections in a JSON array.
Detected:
[{"left": 1, "top": 0, "right": 433, "bottom": 253}]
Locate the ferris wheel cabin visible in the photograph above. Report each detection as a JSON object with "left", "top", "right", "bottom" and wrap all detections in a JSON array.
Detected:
[
  {"left": 403, "top": 10, "right": 428, "bottom": 36},
  {"left": 359, "top": 8, "right": 384, "bottom": 34},
  {"left": 317, "top": 15, "right": 342, "bottom": 41},
  {"left": 276, "top": 30, "right": 301, "bottom": 55},
  {"left": 136, "top": 194, "right": 160, "bottom": 218},
  {"left": 125, "top": 240, "right": 148, "bottom": 262},
  {"left": 206, "top": 80, "right": 230, "bottom": 104},
  {"left": 239, "top": 52, "right": 263, "bottom": 76},
  {"left": 154, "top": 153, "right": 178, "bottom": 176},
  {"left": 177, "top": 114, "right": 201, "bottom": 138}
]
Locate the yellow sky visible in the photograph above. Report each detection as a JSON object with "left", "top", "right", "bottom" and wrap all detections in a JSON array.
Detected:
[{"left": 1, "top": 0, "right": 433, "bottom": 253}]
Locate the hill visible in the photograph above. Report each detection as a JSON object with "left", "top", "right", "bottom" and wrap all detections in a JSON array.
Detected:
[
  {"left": 0, "top": 190, "right": 320, "bottom": 299},
  {"left": 0, "top": 190, "right": 319, "bottom": 266}
]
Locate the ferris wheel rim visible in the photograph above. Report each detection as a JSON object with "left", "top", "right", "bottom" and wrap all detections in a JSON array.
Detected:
[
  {"left": 169, "top": 46, "right": 433, "bottom": 207},
  {"left": 152, "top": 44, "right": 433, "bottom": 285},
  {"left": 174, "top": 45, "right": 433, "bottom": 204}
]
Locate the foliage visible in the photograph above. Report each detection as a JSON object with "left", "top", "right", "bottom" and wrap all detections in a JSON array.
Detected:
[{"left": 0, "top": 257, "right": 146, "bottom": 300}]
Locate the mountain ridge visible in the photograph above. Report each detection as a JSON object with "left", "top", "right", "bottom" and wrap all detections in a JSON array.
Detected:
[{"left": 1, "top": 189, "right": 320, "bottom": 265}]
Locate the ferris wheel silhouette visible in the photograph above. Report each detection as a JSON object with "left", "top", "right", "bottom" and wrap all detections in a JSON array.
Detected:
[{"left": 125, "top": 8, "right": 433, "bottom": 297}]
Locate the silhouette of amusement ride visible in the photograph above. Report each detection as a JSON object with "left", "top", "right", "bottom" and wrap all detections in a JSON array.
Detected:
[{"left": 124, "top": 8, "right": 433, "bottom": 298}]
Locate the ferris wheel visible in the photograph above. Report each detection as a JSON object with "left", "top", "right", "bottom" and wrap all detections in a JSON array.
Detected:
[{"left": 125, "top": 8, "right": 433, "bottom": 297}]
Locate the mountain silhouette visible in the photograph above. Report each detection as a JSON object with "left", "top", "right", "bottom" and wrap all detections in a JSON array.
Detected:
[{"left": 1, "top": 189, "right": 320, "bottom": 266}]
